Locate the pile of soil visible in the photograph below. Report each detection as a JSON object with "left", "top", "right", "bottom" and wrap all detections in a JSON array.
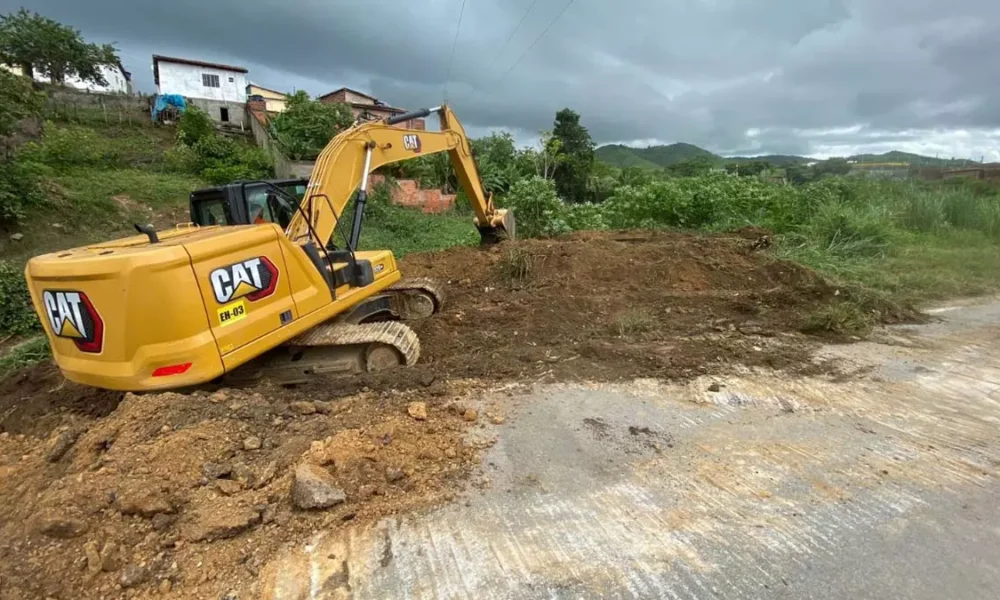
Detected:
[
  {"left": 352, "top": 229, "right": 832, "bottom": 391},
  {"left": 0, "top": 382, "right": 499, "bottom": 599},
  {"left": 0, "top": 229, "right": 840, "bottom": 599}
]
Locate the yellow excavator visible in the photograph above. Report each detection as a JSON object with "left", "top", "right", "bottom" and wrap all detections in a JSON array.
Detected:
[{"left": 24, "top": 105, "right": 514, "bottom": 391}]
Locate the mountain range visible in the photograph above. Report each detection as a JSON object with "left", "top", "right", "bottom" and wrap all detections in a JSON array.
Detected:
[{"left": 595, "top": 144, "right": 980, "bottom": 170}]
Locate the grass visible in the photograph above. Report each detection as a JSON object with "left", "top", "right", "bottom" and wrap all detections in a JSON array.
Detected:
[
  {"left": 614, "top": 308, "right": 658, "bottom": 337},
  {"left": 0, "top": 337, "right": 50, "bottom": 380},
  {"left": 495, "top": 246, "right": 537, "bottom": 288}
]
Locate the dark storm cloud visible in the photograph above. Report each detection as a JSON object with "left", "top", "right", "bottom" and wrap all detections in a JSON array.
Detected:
[{"left": 6, "top": 0, "right": 999, "bottom": 158}]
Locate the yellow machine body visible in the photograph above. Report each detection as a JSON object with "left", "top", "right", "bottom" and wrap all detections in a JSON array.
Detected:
[{"left": 25, "top": 105, "right": 511, "bottom": 391}]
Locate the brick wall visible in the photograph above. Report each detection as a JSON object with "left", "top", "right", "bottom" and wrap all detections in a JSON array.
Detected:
[{"left": 368, "top": 175, "right": 455, "bottom": 213}]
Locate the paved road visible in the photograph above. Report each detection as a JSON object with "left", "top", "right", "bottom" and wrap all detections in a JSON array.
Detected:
[{"left": 264, "top": 298, "right": 1000, "bottom": 599}]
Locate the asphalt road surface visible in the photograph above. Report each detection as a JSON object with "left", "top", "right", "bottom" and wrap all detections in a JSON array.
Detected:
[{"left": 264, "top": 297, "right": 1000, "bottom": 599}]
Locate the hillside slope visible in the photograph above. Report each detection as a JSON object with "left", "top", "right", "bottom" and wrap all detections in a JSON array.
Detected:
[{"left": 596, "top": 143, "right": 720, "bottom": 169}]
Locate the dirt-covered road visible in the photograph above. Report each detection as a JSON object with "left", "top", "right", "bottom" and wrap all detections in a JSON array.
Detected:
[{"left": 263, "top": 297, "right": 1000, "bottom": 599}]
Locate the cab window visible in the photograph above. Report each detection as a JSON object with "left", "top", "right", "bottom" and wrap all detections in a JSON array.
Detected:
[{"left": 194, "top": 197, "right": 230, "bottom": 226}]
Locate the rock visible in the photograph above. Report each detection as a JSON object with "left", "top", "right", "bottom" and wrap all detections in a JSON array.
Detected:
[
  {"left": 216, "top": 479, "right": 243, "bottom": 495},
  {"left": 707, "top": 383, "right": 722, "bottom": 393},
  {"left": 99, "top": 542, "right": 121, "bottom": 572},
  {"left": 9, "top": 233, "right": 23, "bottom": 241},
  {"left": 119, "top": 564, "right": 147, "bottom": 588},
  {"left": 117, "top": 490, "right": 173, "bottom": 517},
  {"left": 490, "top": 414, "right": 506, "bottom": 425},
  {"left": 201, "top": 462, "right": 232, "bottom": 479},
  {"left": 419, "top": 374, "right": 436, "bottom": 387},
  {"left": 463, "top": 408, "right": 478, "bottom": 422},
  {"left": 314, "top": 401, "right": 333, "bottom": 415},
  {"left": 444, "top": 448, "right": 457, "bottom": 459},
  {"left": 261, "top": 505, "right": 276, "bottom": 524},
  {"left": 151, "top": 513, "right": 176, "bottom": 532},
  {"left": 45, "top": 428, "right": 82, "bottom": 463},
  {"left": 158, "top": 579, "right": 172, "bottom": 594},
  {"left": 407, "top": 402, "right": 428, "bottom": 421},
  {"left": 292, "top": 463, "right": 346, "bottom": 509},
  {"left": 84, "top": 540, "right": 102, "bottom": 575},
  {"left": 181, "top": 503, "right": 261, "bottom": 542},
  {"left": 209, "top": 390, "right": 228, "bottom": 403},
  {"left": 242, "top": 436, "right": 262, "bottom": 451},
  {"left": 289, "top": 401, "right": 317, "bottom": 415},
  {"left": 358, "top": 484, "right": 378, "bottom": 500},
  {"left": 37, "top": 514, "right": 88, "bottom": 539},
  {"left": 253, "top": 461, "right": 278, "bottom": 489},
  {"left": 385, "top": 467, "right": 406, "bottom": 483}
]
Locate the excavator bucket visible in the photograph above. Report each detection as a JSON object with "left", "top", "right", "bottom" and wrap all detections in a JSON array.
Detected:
[{"left": 478, "top": 209, "right": 516, "bottom": 245}]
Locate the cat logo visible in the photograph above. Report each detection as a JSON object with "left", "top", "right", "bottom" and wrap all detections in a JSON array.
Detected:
[
  {"left": 210, "top": 256, "right": 279, "bottom": 304},
  {"left": 42, "top": 290, "right": 104, "bottom": 354},
  {"left": 402, "top": 134, "right": 422, "bottom": 153}
]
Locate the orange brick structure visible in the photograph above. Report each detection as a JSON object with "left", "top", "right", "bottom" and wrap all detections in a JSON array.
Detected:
[{"left": 369, "top": 175, "right": 456, "bottom": 214}]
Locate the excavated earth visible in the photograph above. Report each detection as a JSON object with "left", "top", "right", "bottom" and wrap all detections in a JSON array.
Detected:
[{"left": 0, "top": 230, "right": 871, "bottom": 599}]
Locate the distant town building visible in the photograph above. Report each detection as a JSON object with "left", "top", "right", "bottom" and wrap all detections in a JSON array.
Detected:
[
  {"left": 2, "top": 62, "right": 132, "bottom": 94},
  {"left": 246, "top": 83, "right": 288, "bottom": 113},
  {"left": 318, "top": 87, "right": 424, "bottom": 130},
  {"left": 152, "top": 55, "right": 247, "bottom": 126}
]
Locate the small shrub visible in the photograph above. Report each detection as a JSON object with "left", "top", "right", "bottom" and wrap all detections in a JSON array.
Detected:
[
  {"left": 0, "top": 261, "right": 39, "bottom": 335},
  {"left": 801, "top": 300, "right": 877, "bottom": 336},
  {"left": 495, "top": 246, "right": 536, "bottom": 287},
  {"left": 177, "top": 106, "right": 216, "bottom": 145},
  {"left": 0, "top": 156, "right": 45, "bottom": 223},
  {"left": 503, "top": 176, "right": 569, "bottom": 238},
  {"left": 614, "top": 308, "right": 657, "bottom": 337},
  {"left": 807, "top": 202, "right": 893, "bottom": 258},
  {"left": 22, "top": 123, "right": 102, "bottom": 168}
]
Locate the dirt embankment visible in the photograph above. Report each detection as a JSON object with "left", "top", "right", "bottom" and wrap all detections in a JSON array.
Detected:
[{"left": 0, "top": 230, "right": 839, "bottom": 599}]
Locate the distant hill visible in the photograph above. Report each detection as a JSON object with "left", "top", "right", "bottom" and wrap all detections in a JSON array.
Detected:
[
  {"left": 845, "top": 151, "right": 976, "bottom": 168},
  {"left": 593, "top": 144, "right": 660, "bottom": 169},
  {"left": 596, "top": 143, "right": 720, "bottom": 169},
  {"left": 595, "top": 143, "right": 989, "bottom": 171},
  {"left": 726, "top": 154, "right": 809, "bottom": 167}
]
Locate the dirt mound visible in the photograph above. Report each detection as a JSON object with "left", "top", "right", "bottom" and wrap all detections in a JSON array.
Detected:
[
  {"left": 0, "top": 230, "right": 838, "bottom": 598},
  {"left": 339, "top": 229, "right": 829, "bottom": 393},
  {"left": 0, "top": 381, "right": 498, "bottom": 599}
]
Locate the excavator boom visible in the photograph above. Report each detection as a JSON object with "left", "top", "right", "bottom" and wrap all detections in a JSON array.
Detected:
[{"left": 286, "top": 104, "right": 514, "bottom": 250}]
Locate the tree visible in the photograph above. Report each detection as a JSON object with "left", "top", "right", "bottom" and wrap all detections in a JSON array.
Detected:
[
  {"left": 0, "top": 67, "right": 42, "bottom": 141},
  {"left": 535, "top": 130, "right": 563, "bottom": 180},
  {"left": 0, "top": 9, "right": 119, "bottom": 85},
  {"left": 551, "top": 108, "right": 595, "bottom": 202},
  {"left": 735, "top": 159, "right": 771, "bottom": 177},
  {"left": 785, "top": 164, "right": 814, "bottom": 185},
  {"left": 269, "top": 91, "right": 355, "bottom": 160}
]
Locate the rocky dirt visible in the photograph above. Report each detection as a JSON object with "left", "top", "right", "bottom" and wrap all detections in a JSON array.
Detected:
[{"left": 0, "top": 230, "right": 861, "bottom": 599}]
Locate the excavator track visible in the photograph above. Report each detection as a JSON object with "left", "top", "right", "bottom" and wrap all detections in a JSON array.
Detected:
[
  {"left": 224, "top": 321, "right": 420, "bottom": 386},
  {"left": 386, "top": 276, "right": 446, "bottom": 320}
]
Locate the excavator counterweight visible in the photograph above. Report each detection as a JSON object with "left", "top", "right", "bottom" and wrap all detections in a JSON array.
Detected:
[{"left": 23, "top": 105, "right": 513, "bottom": 391}]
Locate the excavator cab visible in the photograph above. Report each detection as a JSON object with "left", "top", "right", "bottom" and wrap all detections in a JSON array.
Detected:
[{"left": 189, "top": 179, "right": 307, "bottom": 229}]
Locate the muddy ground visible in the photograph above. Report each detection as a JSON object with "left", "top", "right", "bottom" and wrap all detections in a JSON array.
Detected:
[{"left": 0, "top": 230, "right": 865, "bottom": 599}]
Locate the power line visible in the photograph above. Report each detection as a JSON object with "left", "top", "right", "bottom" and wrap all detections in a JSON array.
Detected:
[
  {"left": 485, "top": 0, "right": 543, "bottom": 73},
  {"left": 496, "top": 0, "right": 577, "bottom": 86},
  {"left": 443, "top": 0, "right": 469, "bottom": 101}
]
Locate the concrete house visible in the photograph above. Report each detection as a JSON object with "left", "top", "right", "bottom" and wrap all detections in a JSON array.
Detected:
[
  {"left": 246, "top": 83, "right": 288, "bottom": 113},
  {"left": 152, "top": 55, "right": 248, "bottom": 125},
  {"left": 318, "top": 87, "right": 425, "bottom": 129},
  {"left": 3, "top": 62, "right": 132, "bottom": 94}
]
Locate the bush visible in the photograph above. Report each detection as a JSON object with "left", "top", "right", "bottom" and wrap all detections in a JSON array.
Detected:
[
  {"left": 168, "top": 135, "right": 273, "bottom": 184},
  {"left": 0, "top": 261, "right": 39, "bottom": 335},
  {"left": 0, "top": 156, "right": 45, "bottom": 223},
  {"left": 21, "top": 122, "right": 102, "bottom": 168},
  {"left": 177, "top": 106, "right": 215, "bottom": 145},
  {"left": 270, "top": 91, "right": 354, "bottom": 160},
  {"left": 806, "top": 202, "right": 893, "bottom": 258},
  {"left": 502, "top": 177, "right": 570, "bottom": 238}
]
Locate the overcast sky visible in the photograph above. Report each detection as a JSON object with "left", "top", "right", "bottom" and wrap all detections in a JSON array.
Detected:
[{"left": 5, "top": 0, "right": 999, "bottom": 160}]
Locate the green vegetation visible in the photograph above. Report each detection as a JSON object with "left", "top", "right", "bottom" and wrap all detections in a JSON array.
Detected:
[
  {"left": 552, "top": 108, "right": 596, "bottom": 203},
  {"left": 269, "top": 91, "right": 354, "bottom": 160},
  {"left": 0, "top": 336, "right": 50, "bottom": 379},
  {"left": 168, "top": 107, "right": 272, "bottom": 184},
  {"left": 495, "top": 246, "right": 537, "bottom": 289},
  {"left": 596, "top": 142, "right": 721, "bottom": 169},
  {"left": 0, "top": 8, "right": 119, "bottom": 85}
]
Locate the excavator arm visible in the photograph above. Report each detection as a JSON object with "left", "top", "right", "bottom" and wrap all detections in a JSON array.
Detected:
[{"left": 285, "top": 104, "right": 515, "bottom": 250}]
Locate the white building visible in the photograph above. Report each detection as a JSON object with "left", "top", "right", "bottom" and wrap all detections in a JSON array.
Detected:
[
  {"left": 152, "top": 55, "right": 248, "bottom": 125},
  {"left": 2, "top": 62, "right": 131, "bottom": 94}
]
